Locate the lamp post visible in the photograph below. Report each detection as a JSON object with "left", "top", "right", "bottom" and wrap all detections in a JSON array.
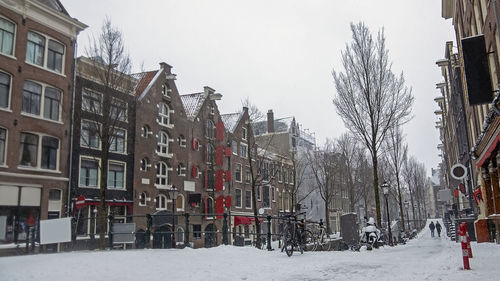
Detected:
[
  {"left": 404, "top": 200, "right": 410, "bottom": 231},
  {"left": 168, "top": 186, "right": 178, "bottom": 248},
  {"left": 382, "top": 181, "right": 392, "bottom": 246}
]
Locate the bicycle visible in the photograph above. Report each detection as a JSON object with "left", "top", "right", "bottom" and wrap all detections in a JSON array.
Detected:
[
  {"left": 309, "top": 221, "right": 332, "bottom": 251},
  {"left": 281, "top": 214, "right": 306, "bottom": 256}
]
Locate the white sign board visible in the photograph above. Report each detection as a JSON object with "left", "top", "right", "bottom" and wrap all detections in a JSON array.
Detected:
[
  {"left": 112, "top": 223, "right": 136, "bottom": 244},
  {"left": 438, "top": 189, "right": 453, "bottom": 203},
  {"left": 40, "top": 217, "right": 72, "bottom": 245},
  {"left": 0, "top": 216, "right": 6, "bottom": 240},
  {"left": 184, "top": 181, "right": 195, "bottom": 192}
]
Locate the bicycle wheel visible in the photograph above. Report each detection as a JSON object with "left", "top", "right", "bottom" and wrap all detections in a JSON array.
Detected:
[
  {"left": 321, "top": 233, "right": 332, "bottom": 251},
  {"left": 283, "top": 230, "right": 294, "bottom": 257},
  {"left": 303, "top": 230, "right": 315, "bottom": 251}
]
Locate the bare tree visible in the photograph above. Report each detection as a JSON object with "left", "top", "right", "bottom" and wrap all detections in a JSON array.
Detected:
[
  {"left": 82, "top": 18, "right": 134, "bottom": 249},
  {"left": 384, "top": 124, "right": 408, "bottom": 230},
  {"left": 332, "top": 22, "right": 414, "bottom": 226},
  {"left": 306, "top": 140, "right": 340, "bottom": 233},
  {"left": 337, "top": 132, "right": 363, "bottom": 213}
]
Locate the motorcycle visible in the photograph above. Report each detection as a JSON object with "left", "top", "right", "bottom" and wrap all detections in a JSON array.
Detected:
[{"left": 360, "top": 217, "right": 384, "bottom": 250}]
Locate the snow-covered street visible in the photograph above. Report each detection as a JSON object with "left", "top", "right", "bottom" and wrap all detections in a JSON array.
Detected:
[{"left": 1, "top": 219, "right": 499, "bottom": 281}]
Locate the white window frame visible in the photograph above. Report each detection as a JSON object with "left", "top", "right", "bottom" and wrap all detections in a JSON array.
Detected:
[
  {"left": 0, "top": 16, "right": 16, "bottom": 58},
  {"left": 78, "top": 156, "right": 101, "bottom": 188},
  {"left": 177, "top": 163, "right": 186, "bottom": 176},
  {"left": 231, "top": 140, "right": 238, "bottom": 155},
  {"left": 235, "top": 188, "right": 242, "bottom": 208},
  {"left": 81, "top": 88, "right": 102, "bottom": 114},
  {"left": 25, "top": 30, "right": 65, "bottom": 75},
  {"left": 107, "top": 160, "right": 126, "bottom": 190},
  {"left": 0, "top": 126, "right": 7, "bottom": 167},
  {"left": 110, "top": 98, "right": 127, "bottom": 122},
  {"left": 0, "top": 70, "right": 12, "bottom": 111},
  {"left": 176, "top": 194, "right": 184, "bottom": 212},
  {"left": 21, "top": 80, "right": 63, "bottom": 122},
  {"left": 242, "top": 127, "right": 247, "bottom": 140},
  {"left": 158, "top": 102, "right": 173, "bottom": 128},
  {"left": 140, "top": 157, "right": 151, "bottom": 171},
  {"left": 239, "top": 143, "right": 247, "bottom": 158},
  {"left": 155, "top": 161, "right": 172, "bottom": 189},
  {"left": 245, "top": 190, "right": 252, "bottom": 209},
  {"left": 156, "top": 194, "right": 167, "bottom": 210},
  {"left": 272, "top": 186, "right": 276, "bottom": 202},
  {"left": 80, "top": 120, "right": 101, "bottom": 150},
  {"left": 235, "top": 163, "right": 242, "bottom": 182},
  {"left": 110, "top": 127, "right": 127, "bottom": 154},
  {"left": 139, "top": 191, "right": 148, "bottom": 206},
  {"left": 156, "top": 131, "right": 173, "bottom": 158},
  {"left": 161, "top": 83, "right": 172, "bottom": 97},
  {"left": 18, "top": 132, "right": 60, "bottom": 172}
]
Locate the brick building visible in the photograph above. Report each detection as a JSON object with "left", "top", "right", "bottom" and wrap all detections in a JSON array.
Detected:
[{"left": 0, "top": 0, "right": 86, "bottom": 244}]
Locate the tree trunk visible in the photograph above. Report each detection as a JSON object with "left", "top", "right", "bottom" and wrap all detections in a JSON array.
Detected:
[
  {"left": 99, "top": 150, "right": 108, "bottom": 250},
  {"left": 396, "top": 176, "right": 405, "bottom": 231},
  {"left": 371, "top": 150, "right": 382, "bottom": 227}
]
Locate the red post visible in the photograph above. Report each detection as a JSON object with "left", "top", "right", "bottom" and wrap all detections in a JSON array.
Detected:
[
  {"left": 458, "top": 224, "right": 470, "bottom": 270},
  {"left": 462, "top": 223, "right": 473, "bottom": 258}
]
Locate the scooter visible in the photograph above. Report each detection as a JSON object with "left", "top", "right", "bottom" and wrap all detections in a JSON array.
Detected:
[{"left": 360, "top": 217, "right": 384, "bottom": 250}]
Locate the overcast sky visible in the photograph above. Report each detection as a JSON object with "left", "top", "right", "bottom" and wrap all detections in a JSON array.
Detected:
[{"left": 61, "top": 0, "right": 455, "bottom": 176}]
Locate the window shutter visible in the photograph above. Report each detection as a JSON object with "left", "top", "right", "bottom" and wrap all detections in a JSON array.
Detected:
[
  {"left": 225, "top": 170, "right": 231, "bottom": 182},
  {"left": 216, "top": 196, "right": 224, "bottom": 218},
  {"left": 216, "top": 145, "right": 223, "bottom": 166},
  {"left": 225, "top": 195, "right": 232, "bottom": 207},
  {"left": 204, "top": 196, "right": 208, "bottom": 219},
  {"left": 216, "top": 121, "right": 224, "bottom": 141},
  {"left": 225, "top": 146, "right": 231, "bottom": 157},
  {"left": 192, "top": 165, "right": 197, "bottom": 178},
  {"left": 192, "top": 138, "right": 198, "bottom": 150},
  {"left": 216, "top": 170, "right": 223, "bottom": 191}
]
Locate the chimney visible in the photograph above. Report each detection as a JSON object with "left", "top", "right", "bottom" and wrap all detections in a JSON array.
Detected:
[
  {"left": 159, "top": 62, "right": 172, "bottom": 74},
  {"left": 267, "top": 109, "right": 274, "bottom": 133}
]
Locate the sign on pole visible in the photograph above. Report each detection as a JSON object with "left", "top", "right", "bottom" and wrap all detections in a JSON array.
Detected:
[{"left": 75, "top": 195, "right": 86, "bottom": 209}]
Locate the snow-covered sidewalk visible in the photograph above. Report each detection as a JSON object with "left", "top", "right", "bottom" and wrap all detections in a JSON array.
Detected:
[{"left": 1, "top": 219, "right": 499, "bottom": 281}]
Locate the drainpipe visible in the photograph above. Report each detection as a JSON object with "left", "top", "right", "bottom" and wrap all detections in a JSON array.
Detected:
[{"left": 67, "top": 41, "right": 78, "bottom": 217}]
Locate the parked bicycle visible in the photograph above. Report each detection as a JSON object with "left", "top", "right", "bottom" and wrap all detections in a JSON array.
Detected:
[
  {"left": 281, "top": 213, "right": 307, "bottom": 257},
  {"left": 309, "top": 219, "right": 332, "bottom": 251}
]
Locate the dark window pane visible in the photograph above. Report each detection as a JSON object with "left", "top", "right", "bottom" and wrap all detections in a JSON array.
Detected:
[
  {"left": 0, "top": 18, "right": 15, "bottom": 55},
  {"left": 22, "top": 81, "right": 42, "bottom": 115},
  {"left": 41, "top": 136, "right": 58, "bottom": 170},
  {"left": 0, "top": 128, "right": 5, "bottom": 165},
  {"left": 0, "top": 72, "right": 10, "bottom": 108},
  {"left": 19, "top": 133, "right": 38, "bottom": 167},
  {"left": 43, "top": 87, "right": 61, "bottom": 120}
]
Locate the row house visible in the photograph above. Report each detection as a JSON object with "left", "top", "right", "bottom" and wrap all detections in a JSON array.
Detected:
[
  {"left": 440, "top": 0, "right": 500, "bottom": 244},
  {"left": 0, "top": 0, "right": 86, "bottom": 244},
  {"left": 70, "top": 57, "right": 137, "bottom": 239}
]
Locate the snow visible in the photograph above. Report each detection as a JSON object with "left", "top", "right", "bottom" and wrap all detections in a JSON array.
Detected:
[{"left": 1, "top": 219, "right": 499, "bottom": 281}]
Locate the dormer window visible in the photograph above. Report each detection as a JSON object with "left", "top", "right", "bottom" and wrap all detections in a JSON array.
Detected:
[{"left": 161, "top": 84, "right": 171, "bottom": 97}]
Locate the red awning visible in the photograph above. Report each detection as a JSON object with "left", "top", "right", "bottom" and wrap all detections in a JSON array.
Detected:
[{"left": 234, "top": 216, "right": 263, "bottom": 227}]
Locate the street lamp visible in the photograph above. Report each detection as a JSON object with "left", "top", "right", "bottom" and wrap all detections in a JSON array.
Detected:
[
  {"left": 168, "top": 186, "right": 178, "bottom": 248},
  {"left": 382, "top": 181, "right": 393, "bottom": 246},
  {"left": 404, "top": 200, "right": 410, "bottom": 230}
]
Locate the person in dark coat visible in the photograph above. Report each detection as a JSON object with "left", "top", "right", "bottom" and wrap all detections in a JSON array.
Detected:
[
  {"left": 435, "top": 221, "right": 442, "bottom": 237},
  {"left": 429, "top": 221, "right": 435, "bottom": 237}
]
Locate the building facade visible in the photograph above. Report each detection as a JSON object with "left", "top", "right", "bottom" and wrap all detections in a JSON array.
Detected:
[{"left": 0, "top": 0, "right": 86, "bottom": 244}]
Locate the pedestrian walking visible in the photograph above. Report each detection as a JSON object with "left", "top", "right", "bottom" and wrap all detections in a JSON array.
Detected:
[
  {"left": 435, "top": 221, "right": 442, "bottom": 237},
  {"left": 429, "top": 221, "right": 435, "bottom": 237}
]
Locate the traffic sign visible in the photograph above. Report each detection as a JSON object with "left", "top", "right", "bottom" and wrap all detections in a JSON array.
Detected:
[{"left": 75, "top": 195, "right": 86, "bottom": 209}]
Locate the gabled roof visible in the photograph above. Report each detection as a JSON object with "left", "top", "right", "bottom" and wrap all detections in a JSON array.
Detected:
[
  {"left": 132, "top": 70, "right": 159, "bottom": 99},
  {"left": 180, "top": 92, "right": 206, "bottom": 119},
  {"left": 221, "top": 112, "right": 243, "bottom": 133}
]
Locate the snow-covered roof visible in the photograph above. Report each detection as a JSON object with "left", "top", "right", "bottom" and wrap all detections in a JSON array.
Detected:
[
  {"left": 180, "top": 93, "right": 206, "bottom": 119},
  {"left": 220, "top": 112, "right": 243, "bottom": 133}
]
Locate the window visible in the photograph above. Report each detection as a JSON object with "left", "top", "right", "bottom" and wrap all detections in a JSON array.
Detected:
[
  {"left": 263, "top": 186, "right": 270, "bottom": 208},
  {"left": 81, "top": 121, "right": 100, "bottom": 148},
  {"left": 107, "top": 162, "right": 125, "bottom": 189},
  {"left": 80, "top": 158, "right": 99, "bottom": 187},
  {"left": 19, "top": 133, "right": 38, "bottom": 167},
  {"left": 193, "top": 224, "right": 201, "bottom": 239},
  {"left": 156, "top": 161, "right": 170, "bottom": 187},
  {"left": 141, "top": 125, "right": 151, "bottom": 137},
  {"left": 235, "top": 189, "right": 242, "bottom": 208},
  {"left": 110, "top": 99, "right": 127, "bottom": 121},
  {"left": 158, "top": 103, "right": 171, "bottom": 126},
  {"left": 257, "top": 185, "right": 261, "bottom": 201},
  {"left": 206, "top": 197, "right": 214, "bottom": 217},
  {"left": 22, "top": 81, "right": 61, "bottom": 121},
  {"left": 49, "top": 189, "right": 61, "bottom": 201},
  {"left": 140, "top": 157, "right": 150, "bottom": 171},
  {"left": 206, "top": 120, "right": 215, "bottom": 138},
  {"left": 272, "top": 187, "right": 276, "bottom": 202},
  {"left": 110, "top": 128, "right": 125, "bottom": 153},
  {"left": 0, "top": 72, "right": 11, "bottom": 109},
  {"left": 242, "top": 127, "right": 247, "bottom": 140},
  {"left": 235, "top": 163, "right": 242, "bottom": 182},
  {"left": 176, "top": 194, "right": 184, "bottom": 211},
  {"left": 177, "top": 135, "right": 186, "bottom": 147},
  {"left": 82, "top": 89, "right": 102, "bottom": 114},
  {"left": 156, "top": 194, "right": 167, "bottom": 210},
  {"left": 0, "top": 17, "right": 15, "bottom": 56},
  {"left": 283, "top": 167, "right": 288, "bottom": 183},
  {"left": 263, "top": 162, "right": 269, "bottom": 181},
  {"left": 245, "top": 167, "right": 251, "bottom": 184},
  {"left": 239, "top": 143, "right": 247, "bottom": 158},
  {"left": 231, "top": 140, "right": 237, "bottom": 155},
  {"left": 278, "top": 191, "right": 283, "bottom": 210},
  {"left": 157, "top": 131, "right": 170, "bottom": 156},
  {"left": 177, "top": 227, "right": 184, "bottom": 243},
  {"left": 162, "top": 84, "right": 171, "bottom": 97},
  {"left": 289, "top": 170, "right": 294, "bottom": 184},
  {"left": 245, "top": 190, "right": 252, "bottom": 209},
  {"left": 277, "top": 165, "right": 282, "bottom": 182},
  {"left": 41, "top": 136, "right": 58, "bottom": 170},
  {"left": 177, "top": 163, "right": 186, "bottom": 176},
  {"left": 26, "top": 31, "right": 65, "bottom": 73},
  {"left": 206, "top": 143, "right": 215, "bottom": 164},
  {"left": 285, "top": 192, "right": 290, "bottom": 211},
  {"left": 139, "top": 192, "right": 147, "bottom": 206},
  {"left": 0, "top": 128, "right": 6, "bottom": 165}
]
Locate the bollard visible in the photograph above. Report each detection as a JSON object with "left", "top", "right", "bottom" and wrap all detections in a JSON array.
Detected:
[
  {"left": 462, "top": 223, "right": 473, "bottom": 258},
  {"left": 222, "top": 213, "right": 228, "bottom": 245},
  {"left": 267, "top": 215, "right": 273, "bottom": 251},
  {"left": 458, "top": 225, "right": 470, "bottom": 270},
  {"left": 108, "top": 214, "right": 114, "bottom": 250},
  {"left": 184, "top": 213, "right": 190, "bottom": 247},
  {"left": 146, "top": 214, "right": 152, "bottom": 248}
]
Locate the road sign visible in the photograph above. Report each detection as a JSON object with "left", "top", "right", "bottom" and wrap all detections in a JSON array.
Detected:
[
  {"left": 75, "top": 195, "right": 86, "bottom": 209},
  {"left": 451, "top": 163, "right": 467, "bottom": 180}
]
